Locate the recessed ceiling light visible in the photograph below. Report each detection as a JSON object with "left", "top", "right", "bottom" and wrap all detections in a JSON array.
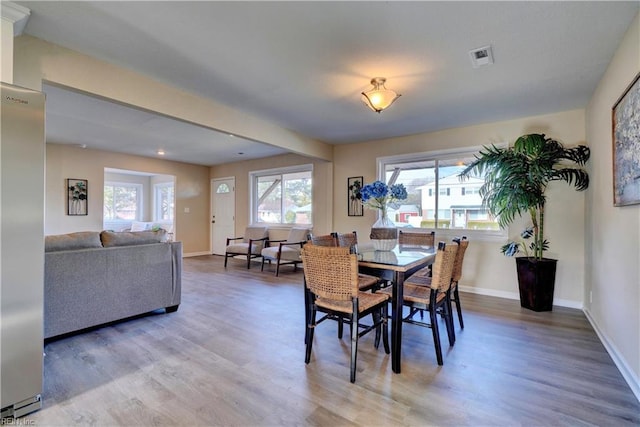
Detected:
[{"left": 157, "top": 149, "right": 165, "bottom": 156}]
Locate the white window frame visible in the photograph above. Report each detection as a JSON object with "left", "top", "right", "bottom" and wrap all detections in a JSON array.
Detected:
[
  {"left": 377, "top": 145, "right": 508, "bottom": 242},
  {"left": 249, "top": 164, "right": 313, "bottom": 228},
  {"left": 153, "top": 181, "right": 175, "bottom": 223},
  {"left": 103, "top": 181, "right": 143, "bottom": 230}
]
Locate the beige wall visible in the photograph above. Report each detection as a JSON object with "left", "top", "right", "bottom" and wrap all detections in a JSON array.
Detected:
[
  {"left": 46, "top": 144, "right": 211, "bottom": 255},
  {"left": 211, "top": 153, "right": 333, "bottom": 242},
  {"left": 334, "top": 109, "right": 587, "bottom": 307},
  {"left": 585, "top": 12, "right": 639, "bottom": 397}
]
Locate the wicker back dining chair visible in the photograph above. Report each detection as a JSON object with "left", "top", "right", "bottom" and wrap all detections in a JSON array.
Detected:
[
  {"left": 382, "top": 240, "right": 458, "bottom": 365},
  {"left": 398, "top": 229, "right": 436, "bottom": 248},
  {"left": 308, "top": 232, "right": 338, "bottom": 247},
  {"left": 449, "top": 237, "right": 469, "bottom": 329},
  {"left": 399, "top": 229, "right": 436, "bottom": 278},
  {"left": 301, "top": 244, "right": 390, "bottom": 383},
  {"left": 336, "top": 231, "right": 358, "bottom": 253}
]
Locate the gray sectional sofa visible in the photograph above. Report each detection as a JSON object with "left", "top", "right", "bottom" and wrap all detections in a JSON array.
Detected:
[{"left": 44, "top": 230, "right": 182, "bottom": 339}]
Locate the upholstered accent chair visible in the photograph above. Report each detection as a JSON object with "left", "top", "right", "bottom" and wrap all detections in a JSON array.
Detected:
[
  {"left": 260, "top": 227, "right": 311, "bottom": 276},
  {"left": 224, "top": 226, "right": 269, "bottom": 269}
]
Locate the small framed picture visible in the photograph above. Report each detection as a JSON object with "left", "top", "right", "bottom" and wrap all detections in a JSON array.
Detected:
[
  {"left": 347, "top": 176, "right": 363, "bottom": 216},
  {"left": 67, "top": 178, "right": 88, "bottom": 215},
  {"left": 612, "top": 72, "right": 640, "bottom": 207}
]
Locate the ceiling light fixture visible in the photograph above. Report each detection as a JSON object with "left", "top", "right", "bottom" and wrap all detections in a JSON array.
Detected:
[
  {"left": 157, "top": 149, "right": 165, "bottom": 156},
  {"left": 361, "top": 77, "right": 401, "bottom": 113}
]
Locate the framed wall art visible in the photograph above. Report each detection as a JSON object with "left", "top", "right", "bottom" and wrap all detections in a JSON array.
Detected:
[
  {"left": 612, "top": 72, "right": 640, "bottom": 207},
  {"left": 347, "top": 176, "right": 363, "bottom": 216},
  {"left": 67, "top": 178, "right": 88, "bottom": 215}
]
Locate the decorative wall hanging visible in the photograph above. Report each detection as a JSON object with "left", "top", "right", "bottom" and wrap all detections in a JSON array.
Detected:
[
  {"left": 612, "top": 72, "right": 640, "bottom": 207},
  {"left": 347, "top": 176, "right": 363, "bottom": 216},
  {"left": 67, "top": 178, "right": 88, "bottom": 215}
]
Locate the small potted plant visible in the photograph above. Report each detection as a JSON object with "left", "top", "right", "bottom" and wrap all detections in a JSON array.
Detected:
[{"left": 459, "top": 134, "right": 590, "bottom": 311}]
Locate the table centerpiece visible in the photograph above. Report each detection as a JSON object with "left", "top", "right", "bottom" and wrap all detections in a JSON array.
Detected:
[{"left": 360, "top": 180, "right": 408, "bottom": 251}]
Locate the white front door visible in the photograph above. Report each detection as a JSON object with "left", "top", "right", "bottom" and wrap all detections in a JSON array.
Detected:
[{"left": 211, "top": 177, "right": 235, "bottom": 255}]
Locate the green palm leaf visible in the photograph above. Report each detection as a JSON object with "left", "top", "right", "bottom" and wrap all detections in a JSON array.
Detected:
[{"left": 459, "top": 133, "right": 590, "bottom": 259}]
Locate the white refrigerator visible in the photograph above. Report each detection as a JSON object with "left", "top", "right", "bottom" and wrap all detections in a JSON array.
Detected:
[{"left": 0, "top": 82, "right": 45, "bottom": 418}]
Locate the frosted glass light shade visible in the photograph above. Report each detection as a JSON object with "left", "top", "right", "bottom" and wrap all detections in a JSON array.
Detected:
[{"left": 361, "top": 77, "right": 401, "bottom": 113}]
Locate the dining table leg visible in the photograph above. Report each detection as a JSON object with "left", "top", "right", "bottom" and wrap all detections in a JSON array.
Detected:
[{"left": 391, "top": 271, "right": 405, "bottom": 373}]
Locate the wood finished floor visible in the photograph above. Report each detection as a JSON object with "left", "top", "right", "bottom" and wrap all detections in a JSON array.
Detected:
[{"left": 27, "top": 255, "right": 639, "bottom": 426}]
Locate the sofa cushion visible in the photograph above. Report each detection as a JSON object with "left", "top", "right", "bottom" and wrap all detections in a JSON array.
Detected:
[
  {"left": 45, "top": 231, "right": 103, "bottom": 252},
  {"left": 101, "top": 230, "right": 167, "bottom": 247}
]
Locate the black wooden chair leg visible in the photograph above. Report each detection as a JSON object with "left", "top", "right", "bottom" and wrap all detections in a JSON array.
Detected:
[
  {"left": 305, "top": 308, "right": 316, "bottom": 364},
  {"left": 430, "top": 308, "right": 443, "bottom": 365},
  {"left": 382, "top": 304, "right": 390, "bottom": 354},
  {"left": 454, "top": 287, "right": 464, "bottom": 329},
  {"left": 373, "top": 311, "right": 381, "bottom": 349},
  {"left": 350, "top": 314, "right": 358, "bottom": 383}
]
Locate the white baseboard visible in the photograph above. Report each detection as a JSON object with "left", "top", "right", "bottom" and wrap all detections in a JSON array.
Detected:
[
  {"left": 583, "top": 308, "right": 640, "bottom": 403},
  {"left": 183, "top": 251, "right": 212, "bottom": 258},
  {"left": 458, "top": 285, "right": 582, "bottom": 309}
]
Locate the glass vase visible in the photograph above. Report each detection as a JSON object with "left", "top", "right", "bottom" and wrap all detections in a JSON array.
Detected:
[{"left": 370, "top": 208, "right": 397, "bottom": 251}]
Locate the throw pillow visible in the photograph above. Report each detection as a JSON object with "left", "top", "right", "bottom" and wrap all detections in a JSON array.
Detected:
[
  {"left": 45, "top": 231, "right": 103, "bottom": 252},
  {"left": 100, "top": 230, "right": 167, "bottom": 247}
]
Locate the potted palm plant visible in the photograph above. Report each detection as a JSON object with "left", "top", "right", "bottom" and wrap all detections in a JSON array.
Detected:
[{"left": 459, "top": 133, "right": 590, "bottom": 311}]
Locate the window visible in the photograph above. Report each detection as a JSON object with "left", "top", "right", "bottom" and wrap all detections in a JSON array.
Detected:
[
  {"left": 250, "top": 165, "right": 312, "bottom": 226},
  {"left": 378, "top": 147, "right": 503, "bottom": 237},
  {"left": 154, "top": 182, "right": 174, "bottom": 222},
  {"left": 104, "top": 182, "right": 142, "bottom": 229}
]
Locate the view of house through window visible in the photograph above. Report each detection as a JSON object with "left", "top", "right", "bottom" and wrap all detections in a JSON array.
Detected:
[
  {"left": 381, "top": 150, "right": 500, "bottom": 231},
  {"left": 251, "top": 165, "right": 312, "bottom": 225}
]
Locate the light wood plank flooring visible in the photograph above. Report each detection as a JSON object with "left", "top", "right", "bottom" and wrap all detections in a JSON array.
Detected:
[{"left": 26, "top": 255, "right": 639, "bottom": 426}]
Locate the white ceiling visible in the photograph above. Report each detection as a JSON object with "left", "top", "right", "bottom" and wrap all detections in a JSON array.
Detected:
[{"left": 14, "top": 1, "right": 640, "bottom": 166}]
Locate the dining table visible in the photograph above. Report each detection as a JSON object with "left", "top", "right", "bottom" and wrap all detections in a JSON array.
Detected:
[{"left": 357, "top": 244, "right": 437, "bottom": 374}]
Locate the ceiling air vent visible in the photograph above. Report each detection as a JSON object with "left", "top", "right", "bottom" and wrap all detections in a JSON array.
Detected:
[{"left": 469, "top": 45, "right": 494, "bottom": 68}]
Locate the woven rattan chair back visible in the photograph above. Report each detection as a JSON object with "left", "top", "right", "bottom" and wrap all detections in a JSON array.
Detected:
[
  {"left": 451, "top": 237, "right": 469, "bottom": 283},
  {"left": 429, "top": 241, "right": 458, "bottom": 293},
  {"left": 398, "top": 230, "right": 435, "bottom": 247},
  {"left": 300, "top": 244, "right": 358, "bottom": 301},
  {"left": 308, "top": 233, "right": 338, "bottom": 247},
  {"left": 336, "top": 231, "right": 358, "bottom": 254}
]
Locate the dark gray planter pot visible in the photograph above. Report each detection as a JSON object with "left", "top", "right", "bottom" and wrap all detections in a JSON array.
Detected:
[{"left": 515, "top": 257, "right": 558, "bottom": 312}]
